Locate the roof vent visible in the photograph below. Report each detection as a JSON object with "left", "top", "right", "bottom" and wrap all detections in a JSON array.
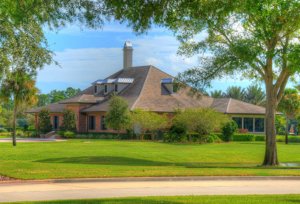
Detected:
[{"left": 123, "top": 41, "right": 133, "bottom": 69}]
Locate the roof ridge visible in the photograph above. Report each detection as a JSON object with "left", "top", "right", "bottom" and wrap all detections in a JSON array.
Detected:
[
  {"left": 225, "top": 98, "right": 232, "bottom": 113},
  {"left": 130, "top": 66, "right": 152, "bottom": 110}
]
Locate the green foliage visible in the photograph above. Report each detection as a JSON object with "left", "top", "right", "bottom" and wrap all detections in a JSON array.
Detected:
[
  {"left": 164, "top": 123, "right": 188, "bottom": 142},
  {"left": 222, "top": 120, "right": 238, "bottom": 142},
  {"left": 37, "top": 87, "right": 81, "bottom": 107},
  {"left": 62, "top": 109, "right": 76, "bottom": 131},
  {"left": 224, "top": 86, "right": 246, "bottom": 101},
  {"left": 63, "top": 131, "right": 76, "bottom": 138},
  {"left": 278, "top": 89, "right": 300, "bottom": 119},
  {"left": 131, "top": 109, "right": 169, "bottom": 140},
  {"left": 210, "top": 85, "right": 266, "bottom": 106},
  {"left": 105, "top": 96, "right": 131, "bottom": 132},
  {"left": 0, "top": 128, "right": 8, "bottom": 133},
  {"left": 174, "top": 108, "right": 229, "bottom": 136},
  {"left": 244, "top": 85, "right": 266, "bottom": 106},
  {"left": 38, "top": 109, "right": 52, "bottom": 134},
  {"left": 275, "top": 115, "right": 286, "bottom": 135}
]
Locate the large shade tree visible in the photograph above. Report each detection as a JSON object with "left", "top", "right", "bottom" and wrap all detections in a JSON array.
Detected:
[{"left": 105, "top": 0, "right": 300, "bottom": 166}]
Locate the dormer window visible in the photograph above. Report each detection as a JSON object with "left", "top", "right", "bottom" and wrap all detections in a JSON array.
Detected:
[
  {"left": 114, "top": 84, "right": 118, "bottom": 92},
  {"left": 104, "top": 85, "right": 108, "bottom": 93},
  {"left": 94, "top": 85, "right": 98, "bottom": 94},
  {"left": 161, "top": 78, "right": 174, "bottom": 94}
]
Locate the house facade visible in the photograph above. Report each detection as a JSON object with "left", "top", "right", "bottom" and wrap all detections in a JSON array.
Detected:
[{"left": 28, "top": 42, "right": 267, "bottom": 134}]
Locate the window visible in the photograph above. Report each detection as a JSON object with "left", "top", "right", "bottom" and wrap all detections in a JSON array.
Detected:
[
  {"left": 53, "top": 116, "right": 59, "bottom": 130},
  {"left": 94, "top": 85, "right": 98, "bottom": 93},
  {"left": 88, "top": 116, "right": 95, "bottom": 130},
  {"left": 114, "top": 84, "right": 118, "bottom": 92},
  {"left": 255, "top": 118, "right": 265, "bottom": 132},
  {"left": 104, "top": 85, "right": 108, "bottom": 93},
  {"left": 244, "top": 117, "right": 254, "bottom": 132},
  {"left": 101, "top": 116, "right": 107, "bottom": 130},
  {"left": 232, "top": 117, "right": 242, "bottom": 129}
]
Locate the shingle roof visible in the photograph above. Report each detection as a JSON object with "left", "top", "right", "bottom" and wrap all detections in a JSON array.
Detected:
[
  {"left": 27, "top": 103, "right": 67, "bottom": 113},
  {"left": 28, "top": 65, "right": 267, "bottom": 115},
  {"left": 211, "top": 98, "right": 266, "bottom": 115}
]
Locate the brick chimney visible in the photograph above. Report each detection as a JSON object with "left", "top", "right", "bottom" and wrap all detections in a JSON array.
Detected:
[{"left": 123, "top": 41, "right": 133, "bottom": 69}]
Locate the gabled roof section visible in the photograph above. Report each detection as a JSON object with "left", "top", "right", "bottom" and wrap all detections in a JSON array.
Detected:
[
  {"left": 26, "top": 103, "right": 66, "bottom": 113},
  {"left": 59, "top": 94, "right": 104, "bottom": 104},
  {"left": 211, "top": 98, "right": 266, "bottom": 115}
]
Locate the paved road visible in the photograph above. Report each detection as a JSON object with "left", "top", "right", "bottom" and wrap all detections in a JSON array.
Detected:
[
  {"left": 0, "top": 138, "right": 65, "bottom": 143},
  {"left": 1, "top": 177, "right": 300, "bottom": 203}
]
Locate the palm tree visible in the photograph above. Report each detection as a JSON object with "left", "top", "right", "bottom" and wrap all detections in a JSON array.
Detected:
[
  {"left": 244, "top": 85, "right": 266, "bottom": 106},
  {"left": 224, "top": 86, "right": 246, "bottom": 101},
  {"left": 0, "top": 69, "right": 38, "bottom": 146},
  {"left": 278, "top": 89, "right": 300, "bottom": 144},
  {"left": 210, "top": 90, "right": 224, "bottom": 98}
]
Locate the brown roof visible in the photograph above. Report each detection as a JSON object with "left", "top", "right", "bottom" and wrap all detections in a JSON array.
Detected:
[
  {"left": 59, "top": 94, "right": 103, "bottom": 104},
  {"left": 29, "top": 65, "right": 267, "bottom": 115},
  {"left": 211, "top": 98, "right": 265, "bottom": 115},
  {"left": 27, "top": 103, "right": 66, "bottom": 113}
]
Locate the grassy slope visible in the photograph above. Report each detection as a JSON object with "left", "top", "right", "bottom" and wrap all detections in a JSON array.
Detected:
[
  {"left": 0, "top": 140, "right": 300, "bottom": 179},
  {"left": 10, "top": 195, "right": 300, "bottom": 204}
]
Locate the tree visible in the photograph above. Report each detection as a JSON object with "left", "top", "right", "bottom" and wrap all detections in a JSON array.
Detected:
[
  {"left": 38, "top": 109, "right": 52, "bottom": 134},
  {"left": 105, "top": 95, "right": 131, "bottom": 134},
  {"left": 224, "top": 86, "right": 246, "bottom": 101},
  {"left": 0, "top": 70, "right": 38, "bottom": 146},
  {"left": 244, "top": 85, "right": 266, "bottom": 106},
  {"left": 131, "top": 109, "right": 169, "bottom": 140},
  {"left": 0, "top": 1, "right": 112, "bottom": 82},
  {"left": 62, "top": 109, "right": 76, "bottom": 131},
  {"left": 278, "top": 88, "right": 300, "bottom": 144},
  {"left": 105, "top": 0, "right": 300, "bottom": 165},
  {"left": 210, "top": 90, "right": 223, "bottom": 98}
]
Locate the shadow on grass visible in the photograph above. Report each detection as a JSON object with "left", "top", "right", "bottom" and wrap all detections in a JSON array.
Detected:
[{"left": 35, "top": 156, "right": 300, "bottom": 169}]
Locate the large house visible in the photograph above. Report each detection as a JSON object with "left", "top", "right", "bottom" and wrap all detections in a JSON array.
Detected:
[{"left": 28, "top": 42, "right": 266, "bottom": 134}]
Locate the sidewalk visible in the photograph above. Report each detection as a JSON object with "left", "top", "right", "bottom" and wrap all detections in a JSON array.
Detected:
[{"left": 1, "top": 176, "right": 300, "bottom": 203}]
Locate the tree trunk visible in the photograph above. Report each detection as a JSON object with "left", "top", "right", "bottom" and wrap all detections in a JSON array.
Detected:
[
  {"left": 285, "top": 117, "right": 289, "bottom": 144},
  {"left": 263, "top": 86, "right": 279, "bottom": 166},
  {"left": 12, "top": 106, "right": 17, "bottom": 147}
]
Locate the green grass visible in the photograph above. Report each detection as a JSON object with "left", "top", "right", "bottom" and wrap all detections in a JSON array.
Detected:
[
  {"left": 1, "top": 140, "right": 300, "bottom": 179},
  {"left": 9, "top": 195, "right": 300, "bottom": 204}
]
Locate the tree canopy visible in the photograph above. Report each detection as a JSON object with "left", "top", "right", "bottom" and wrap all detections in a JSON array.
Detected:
[{"left": 105, "top": 0, "right": 300, "bottom": 166}]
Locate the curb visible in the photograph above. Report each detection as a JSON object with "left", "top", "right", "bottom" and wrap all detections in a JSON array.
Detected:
[{"left": 2, "top": 176, "right": 300, "bottom": 185}]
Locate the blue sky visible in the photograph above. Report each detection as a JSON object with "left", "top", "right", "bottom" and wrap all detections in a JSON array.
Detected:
[{"left": 38, "top": 21, "right": 254, "bottom": 93}]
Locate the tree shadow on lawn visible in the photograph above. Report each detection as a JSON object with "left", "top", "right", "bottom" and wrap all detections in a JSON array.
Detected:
[{"left": 35, "top": 156, "right": 300, "bottom": 169}]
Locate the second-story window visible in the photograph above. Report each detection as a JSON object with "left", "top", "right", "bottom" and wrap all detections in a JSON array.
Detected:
[
  {"left": 114, "top": 84, "right": 118, "bottom": 92},
  {"left": 94, "top": 85, "right": 98, "bottom": 93},
  {"left": 104, "top": 84, "right": 108, "bottom": 93}
]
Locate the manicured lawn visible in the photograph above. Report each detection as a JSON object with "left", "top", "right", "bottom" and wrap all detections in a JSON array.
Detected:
[
  {"left": 1, "top": 140, "right": 300, "bottom": 179},
  {"left": 10, "top": 195, "right": 300, "bottom": 204}
]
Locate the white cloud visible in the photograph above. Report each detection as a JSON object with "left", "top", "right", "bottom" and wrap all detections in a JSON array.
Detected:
[{"left": 37, "top": 35, "right": 200, "bottom": 92}]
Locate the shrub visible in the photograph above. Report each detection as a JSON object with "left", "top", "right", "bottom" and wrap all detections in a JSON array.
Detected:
[
  {"left": 16, "top": 130, "right": 24, "bottom": 137},
  {"left": 38, "top": 109, "right": 52, "bottom": 133},
  {"left": 131, "top": 109, "right": 169, "bottom": 140},
  {"left": 222, "top": 120, "right": 238, "bottom": 142},
  {"left": 63, "top": 131, "right": 75, "bottom": 138},
  {"left": 233, "top": 134, "right": 255, "bottom": 141},
  {"left": 255, "top": 135, "right": 265, "bottom": 141},
  {"left": 163, "top": 132, "right": 186, "bottom": 143},
  {"left": 174, "top": 108, "right": 229, "bottom": 137},
  {"left": 0, "top": 128, "right": 8, "bottom": 132},
  {"left": 61, "top": 109, "right": 76, "bottom": 131},
  {"left": 207, "top": 134, "right": 222, "bottom": 143}
]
